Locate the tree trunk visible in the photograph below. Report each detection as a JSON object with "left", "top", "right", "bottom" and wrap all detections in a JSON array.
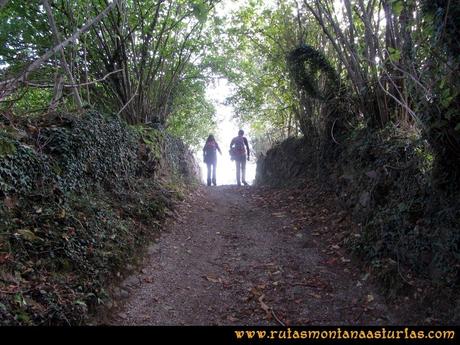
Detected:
[
  {"left": 42, "top": 0, "right": 83, "bottom": 109},
  {"left": 48, "top": 72, "right": 64, "bottom": 112}
]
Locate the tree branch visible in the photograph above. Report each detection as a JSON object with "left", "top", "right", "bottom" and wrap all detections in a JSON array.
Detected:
[
  {"left": 0, "top": 0, "right": 120, "bottom": 99},
  {"left": 26, "top": 68, "right": 124, "bottom": 88},
  {"left": 42, "top": 0, "right": 83, "bottom": 108}
]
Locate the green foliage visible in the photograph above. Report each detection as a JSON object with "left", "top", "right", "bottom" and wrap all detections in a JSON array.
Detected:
[
  {"left": 422, "top": 0, "right": 460, "bottom": 56},
  {"left": 0, "top": 0, "right": 51, "bottom": 69},
  {"left": 212, "top": 0, "right": 304, "bottom": 144},
  {"left": 0, "top": 111, "right": 141, "bottom": 195},
  {"left": 39, "top": 112, "right": 139, "bottom": 191},
  {"left": 287, "top": 44, "right": 339, "bottom": 101},
  {"left": 419, "top": 0, "right": 460, "bottom": 189},
  {"left": 0, "top": 131, "right": 49, "bottom": 194},
  {"left": 0, "top": 179, "right": 171, "bottom": 325},
  {"left": 336, "top": 127, "right": 459, "bottom": 308},
  {"left": 0, "top": 88, "right": 54, "bottom": 116},
  {"left": 166, "top": 76, "right": 216, "bottom": 150},
  {"left": 131, "top": 125, "right": 163, "bottom": 164},
  {"left": 391, "top": 0, "right": 404, "bottom": 17},
  {"left": 131, "top": 124, "right": 200, "bottom": 182},
  {"left": 0, "top": 132, "right": 17, "bottom": 157},
  {"left": 0, "top": 0, "right": 220, "bottom": 131},
  {"left": 387, "top": 47, "right": 401, "bottom": 63},
  {"left": 191, "top": 0, "right": 210, "bottom": 23},
  {"left": 0, "top": 110, "right": 198, "bottom": 325},
  {"left": 163, "top": 131, "right": 200, "bottom": 183}
]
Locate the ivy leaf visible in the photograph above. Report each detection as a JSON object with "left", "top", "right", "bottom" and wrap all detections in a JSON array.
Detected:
[
  {"left": 388, "top": 47, "right": 401, "bottom": 62},
  {"left": 0, "top": 137, "right": 17, "bottom": 157},
  {"left": 14, "top": 293, "right": 27, "bottom": 307},
  {"left": 391, "top": 0, "right": 404, "bottom": 16},
  {"left": 15, "top": 229, "right": 39, "bottom": 241},
  {"left": 75, "top": 300, "right": 87, "bottom": 307}
]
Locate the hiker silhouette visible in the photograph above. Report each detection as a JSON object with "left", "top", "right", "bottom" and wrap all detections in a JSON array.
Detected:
[
  {"left": 229, "top": 129, "right": 250, "bottom": 186},
  {"left": 203, "top": 134, "right": 222, "bottom": 186}
]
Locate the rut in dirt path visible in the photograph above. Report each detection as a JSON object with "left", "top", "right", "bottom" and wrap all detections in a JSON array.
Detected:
[{"left": 107, "top": 185, "right": 397, "bottom": 325}]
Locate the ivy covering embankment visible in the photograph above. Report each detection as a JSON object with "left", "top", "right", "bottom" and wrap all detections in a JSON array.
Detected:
[
  {"left": 255, "top": 125, "right": 460, "bottom": 323},
  {"left": 0, "top": 111, "right": 198, "bottom": 325}
]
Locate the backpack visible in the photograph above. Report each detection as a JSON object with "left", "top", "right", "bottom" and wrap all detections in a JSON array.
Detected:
[
  {"left": 230, "top": 136, "right": 245, "bottom": 160},
  {"left": 204, "top": 141, "right": 217, "bottom": 163},
  {"left": 204, "top": 141, "right": 217, "bottom": 154}
]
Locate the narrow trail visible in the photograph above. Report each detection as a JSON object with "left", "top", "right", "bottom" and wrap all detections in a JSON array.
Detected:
[{"left": 106, "top": 184, "right": 397, "bottom": 325}]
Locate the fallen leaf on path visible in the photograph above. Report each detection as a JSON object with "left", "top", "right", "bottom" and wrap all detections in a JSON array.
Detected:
[
  {"left": 308, "top": 292, "right": 322, "bottom": 299},
  {"left": 271, "top": 212, "right": 286, "bottom": 218},
  {"left": 4, "top": 196, "right": 15, "bottom": 209},
  {"left": 250, "top": 286, "right": 263, "bottom": 297},
  {"left": 15, "top": 229, "right": 39, "bottom": 241},
  {"left": 367, "top": 294, "right": 374, "bottom": 303},
  {"left": 325, "top": 258, "right": 337, "bottom": 265},
  {"left": 258, "top": 294, "right": 271, "bottom": 318},
  {"left": 0, "top": 253, "right": 11, "bottom": 264},
  {"left": 205, "top": 275, "right": 223, "bottom": 284},
  {"left": 227, "top": 315, "right": 238, "bottom": 322}
]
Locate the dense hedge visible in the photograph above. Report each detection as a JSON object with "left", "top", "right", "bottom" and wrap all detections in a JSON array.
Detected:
[
  {"left": 0, "top": 111, "right": 198, "bottom": 325},
  {"left": 337, "top": 129, "right": 459, "bottom": 293},
  {"left": 0, "top": 111, "right": 141, "bottom": 195},
  {"left": 255, "top": 126, "right": 460, "bottom": 322},
  {"left": 255, "top": 137, "right": 311, "bottom": 186}
]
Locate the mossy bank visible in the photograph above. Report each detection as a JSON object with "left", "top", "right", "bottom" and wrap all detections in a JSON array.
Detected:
[
  {"left": 0, "top": 111, "right": 199, "bottom": 325},
  {"left": 255, "top": 126, "right": 460, "bottom": 323}
]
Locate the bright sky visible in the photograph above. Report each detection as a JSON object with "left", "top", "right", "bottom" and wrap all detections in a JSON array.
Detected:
[{"left": 198, "top": 79, "right": 256, "bottom": 186}]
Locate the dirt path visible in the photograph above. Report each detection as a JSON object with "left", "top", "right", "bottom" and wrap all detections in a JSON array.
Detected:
[{"left": 106, "top": 184, "right": 397, "bottom": 325}]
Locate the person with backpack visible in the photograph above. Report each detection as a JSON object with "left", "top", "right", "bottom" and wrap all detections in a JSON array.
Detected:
[
  {"left": 229, "top": 129, "right": 250, "bottom": 186},
  {"left": 203, "top": 134, "right": 222, "bottom": 186}
]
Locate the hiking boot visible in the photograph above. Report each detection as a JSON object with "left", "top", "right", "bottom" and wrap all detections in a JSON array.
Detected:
[
  {"left": 242, "top": 181, "right": 249, "bottom": 186},
  {"left": 212, "top": 179, "right": 216, "bottom": 186},
  {"left": 207, "top": 179, "right": 211, "bottom": 186}
]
